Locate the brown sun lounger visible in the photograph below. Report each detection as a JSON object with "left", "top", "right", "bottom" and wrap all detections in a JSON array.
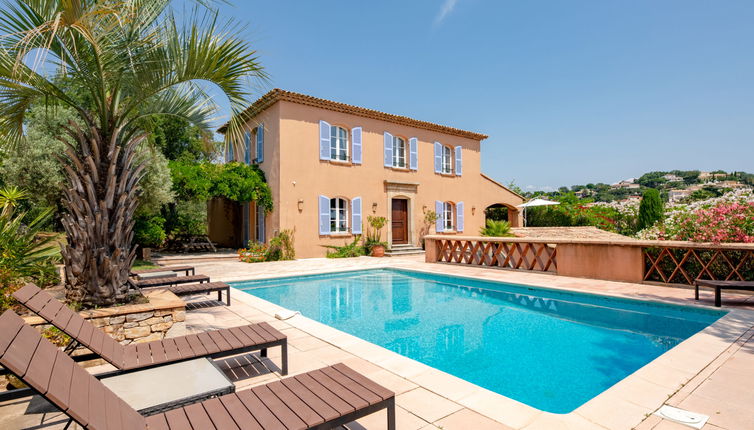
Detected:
[
  {"left": 127, "top": 279, "right": 233, "bottom": 306},
  {"left": 0, "top": 309, "right": 396, "bottom": 430},
  {"left": 695, "top": 279, "right": 754, "bottom": 307},
  {"left": 130, "top": 265, "right": 196, "bottom": 276},
  {"left": 13, "top": 284, "right": 287, "bottom": 374},
  {"left": 135, "top": 274, "right": 210, "bottom": 288}
]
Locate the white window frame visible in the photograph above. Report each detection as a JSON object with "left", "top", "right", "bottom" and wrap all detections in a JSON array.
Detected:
[
  {"left": 392, "top": 136, "right": 406, "bottom": 168},
  {"left": 330, "top": 126, "right": 349, "bottom": 161},
  {"left": 330, "top": 197, "right": 349, "bottom": 233},
  {"left": 443, "top": 201, "right": 455, "bottom": 231},
  {"left": 441, "top": 145, "right": 453, "bottom": 174}
]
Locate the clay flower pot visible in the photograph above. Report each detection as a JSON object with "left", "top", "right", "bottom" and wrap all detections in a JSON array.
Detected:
[{"left": 371, "top": 245, "right": 385, "bottom": 257}]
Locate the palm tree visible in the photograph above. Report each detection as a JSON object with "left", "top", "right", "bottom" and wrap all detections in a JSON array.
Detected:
[{"left": 0, "top": 0, "right": 263, "bottom": 306}]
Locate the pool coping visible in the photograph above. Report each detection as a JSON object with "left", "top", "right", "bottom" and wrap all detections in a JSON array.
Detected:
[{"left": 224, "top": 263, "right": 754, "bottom": 429}]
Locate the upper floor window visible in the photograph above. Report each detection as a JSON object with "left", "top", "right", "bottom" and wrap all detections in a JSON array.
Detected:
[
  {"left": 330, "top": 126, "right": 348, "bottom": 161},
  {"left": 443, "top": 201, "right": 455, "bottom": 230},
  {"left": 392, "top": 136, "right": 406, "bottom": 168},
  {"left": 330, "top": 197, "right": 349, "bottom": 233},
  {"left": 441, "top": 145, "right": 453, "bottom": 174},
  {"left": 320, "top": 121, "right": 362, "bottom": 164}
]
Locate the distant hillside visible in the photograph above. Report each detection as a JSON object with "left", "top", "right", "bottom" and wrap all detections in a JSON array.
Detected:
[{"left": 524, "top": 170, "right": 754, "bottom": 203}]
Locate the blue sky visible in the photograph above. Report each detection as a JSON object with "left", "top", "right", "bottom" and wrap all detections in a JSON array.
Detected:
[{"left": 209, "top": 1, "right": 754, "bottom": 191}]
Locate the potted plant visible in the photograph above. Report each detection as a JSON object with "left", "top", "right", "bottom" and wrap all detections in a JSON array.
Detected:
[
  {"left": 419, "top": 210, "right": 438, "bottom": 249},
  {"left": 365, "top": 215, "right": 388, "bottom": 257}
]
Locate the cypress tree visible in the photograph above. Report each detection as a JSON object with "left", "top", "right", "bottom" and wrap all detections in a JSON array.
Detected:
[{"left": 638, "top": 188, "right": 664, "bottom": 230}]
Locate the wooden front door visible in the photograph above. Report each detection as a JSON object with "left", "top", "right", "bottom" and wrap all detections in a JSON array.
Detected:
[{"left": 391, "top": 199, "right": 408, "bottom": 245}]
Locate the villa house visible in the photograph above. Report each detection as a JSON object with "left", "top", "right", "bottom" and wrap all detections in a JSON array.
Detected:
[{"left": 209, "top": 89, "right": 524, "bottom": 258}]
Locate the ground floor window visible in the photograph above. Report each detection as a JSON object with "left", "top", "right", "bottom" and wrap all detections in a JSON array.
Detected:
[
  {"left": 330, "top": 197, "right": 349, "bottom": 233},
  {"left": 443, "top": 201, "right": 455, "bottom": 230}
]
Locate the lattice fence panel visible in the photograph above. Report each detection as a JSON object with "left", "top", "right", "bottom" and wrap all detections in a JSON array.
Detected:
[
  {"left": 436, "top": 239, "right": 557, "bottom": 272},
  {"left": 643, "top": 247, "right": 754, "bottom": 285}
]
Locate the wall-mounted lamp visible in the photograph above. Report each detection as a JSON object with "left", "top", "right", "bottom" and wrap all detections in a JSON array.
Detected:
[
  {"left": 297, "top": 199, "right": 304, "bottom": 212},
  {"left": 422, "top": 205, "right": 427, "bottom": 213},
  {"left": 472, "top": 206, "right": 476, "bottom": 215},
  {"left": 372, "top": 202, "right": 378, "bottom": 213}
]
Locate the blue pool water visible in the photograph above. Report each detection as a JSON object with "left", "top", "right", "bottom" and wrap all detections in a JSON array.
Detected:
[{"left": 232, "top": 269, "right": 724, "bottom": 413}]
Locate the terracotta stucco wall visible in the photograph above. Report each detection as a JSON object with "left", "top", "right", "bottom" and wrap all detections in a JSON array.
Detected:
[{"left": 272, "top": 101, "right": 524, "bottom": 258}]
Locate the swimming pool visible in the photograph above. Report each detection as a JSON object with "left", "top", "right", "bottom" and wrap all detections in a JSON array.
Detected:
[{"left": 232, "top": 269, "right": 724, "bottom": 413}]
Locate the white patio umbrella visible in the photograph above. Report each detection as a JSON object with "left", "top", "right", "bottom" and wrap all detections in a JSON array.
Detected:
[{"left": 516, "top": 198, "right": 560, "bottom": 227}]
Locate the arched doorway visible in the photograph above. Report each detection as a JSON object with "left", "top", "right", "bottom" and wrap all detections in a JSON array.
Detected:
[{"left": 484, "top": 203, "right": 521, "bottom": 227}]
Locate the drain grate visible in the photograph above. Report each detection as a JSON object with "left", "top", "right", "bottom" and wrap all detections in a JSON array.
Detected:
[{"left": 654, "top": 405, "right": 709, "bottom": 429}]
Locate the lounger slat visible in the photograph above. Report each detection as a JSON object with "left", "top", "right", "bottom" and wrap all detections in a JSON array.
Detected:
[
  {"left": 24, "top": 334, "right": 58, "bottom": 393},
  {"left": 121, "top": 402, "right": 146, "bottom": 430},
  {"left": 258, "top": 322, "right": 286, "bottom": 341},
  {"left": 64, "top": 313, "right": 85, "bottom": 339},
  {"left": 185, "top": 333, "right": 210, "bottom": 356},
  {"left": 281, "top": 377, "right": 340, "bottom": 423},
  {"left": 136, "top": 274, "right": 210, "bottom": 288},
  {"left": 161, "top": 338, "right": 182, "bottom": 362},
  {"left": 0, "top": 310, "right": 24, "bottom": 355},
  {"left": 145, "top": 413, "right": 170, "bottom": 430},
  {"left": 172, "top": 336, "right": 194, "bottom": 361},
  {"left": 332, "top": 363, "right": 395, "bottom": 401},
  {"left": 47, "top": 350, "right": 75, "bottom": 407},
  {"left": 67, "top": 364, "right": 91, "bottom": 426},
  {"left": 24, "top": 291, "right": 52, "bottom": 316},
  {"left": 196, "top": 332, "right": 221, "bottom": 355},
  {"left": 102, "top": 336, "right": 119, "bottom": 367},
  {"left": 164, "top": 408, "right": 192, "bottom": 430},
  {"left": 216, "top": 393, "right": 263, "bottom": 430},
  {"left": 237, "top": 325, "right": 266, "bottom": 345},
  {"left": 149, "top": 341, "right": 168, "bottom": 365},
  {"left": 236, "top": 389, "right": 287, "bottom": 430},
  {"left": 135, "top": 343, "right": 151, "bottom": 366},
  {"left": 2, "top": 325, "right": 41, "bottom": 376},
  {"left": 38, "top": 298, "right": 64, "bottom": 322},
  {"left": 246, "top": 323, "right": 276, "bottom": 343},
  {"left": 227, "top": 326, "right": 253, "bottom": 346},
  {"left": 201, "top": 397, "right": 239, "bottom": 430},
  {"left": 309, "top": 369, "right": 369, "bottom": 410},
  {"left": 217, "top": 329, "right": 244, "bottom": 350},
  {"left": 50, "top": 305, "right": 74, "bottom": 336},
  {"left": 104, "top": 387, "right": 124, "bottom": 430},
  {"left": 77, "top": 320, "right": 95, "bottom": 349},
  {"left": 89, "top": 328, "right": 107, "bottom": 356},
  {"left": 123, "top": 345, "right": 139, "bottom": 369},
  {"left": 266, "top": 380, "right": 324, "bottom": 427},
  {"left": 183, "top": 402, "right": 217, "bottom": 430},
  {"left": 207, "top": 330, "right": 232, "bottom": 352},
  {"left": 131, "top": 265, "right": 194, "bottom": 276},
  {"left": 252, "top": 385, "right": 307, "bottom": 430},
  {"left": 13, "top": 284, "right": 39, "bottom": 303},
  {"left": 294, "top": 373, "right": 354, "bottom": 416},
  {"left": 321, "top": 365, "right": 381, "bottom": 404},
  {"left": 87, "top": 376, "right": 108, "bottom": 430}
]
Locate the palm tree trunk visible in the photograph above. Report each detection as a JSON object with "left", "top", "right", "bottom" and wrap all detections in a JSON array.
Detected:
[{"left": 59, "top": 122, "right": 146, "bottom": 307}]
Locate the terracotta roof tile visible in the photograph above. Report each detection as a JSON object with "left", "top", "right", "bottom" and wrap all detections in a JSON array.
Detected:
[{"left": 218, "top": 89, "right": 488, "bottom": 140}]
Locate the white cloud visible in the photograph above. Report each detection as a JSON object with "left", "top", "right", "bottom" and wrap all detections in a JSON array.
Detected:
[{"left": 434, "top": 0, "right": 459, "bottom": 26}]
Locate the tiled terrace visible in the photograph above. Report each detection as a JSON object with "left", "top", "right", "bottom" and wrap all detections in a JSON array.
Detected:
[{"left": 2, "top": 255, "right": 753, "bottom": 430}]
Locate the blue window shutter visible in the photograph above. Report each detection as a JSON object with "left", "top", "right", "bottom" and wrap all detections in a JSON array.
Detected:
[
  {"left": 256, "top": 125, "right": 264, "bottom": 163},
  {"left": 409, "top": 137, "right": 418, "bottom": 170},
  {"left": 352, "top": 197, "right": 362, "bottom": 234},
  {"left": 226, "top": 142, "right": 235, "bottom": 162},
  {"left": 257, "top": 205, "right": 266, "bottom": 243},
  {"left": 244, "top": 132, "right": 251, "bottom": 164},
  {"left": 455, "top": 146, "right": 463, "bottom": 176},
  {"left": 383, "top": 132, "right": 393, "bottom": 167},
  {"left": 435, "top": 200, "right": 444, "bottom": 232},
  {"left": 319, "top": 195, "right": 331, "bottom": 235},
  {"left": 319, "top": 121, "right": 331, "bottom": 160},
  {"left": 434, "top": 142, "right": 442, "bottom": 173},
  {"left": 457, "top": 202, "right": 464, "bottom": 232},
  {"left": 352, "top": 127, "right": 362, "bottom": 164}
]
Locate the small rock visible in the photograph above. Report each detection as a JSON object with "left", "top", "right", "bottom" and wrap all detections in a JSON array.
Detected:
[
  {"left": 133, "top": 332, "right": 163, "bottom": 343},
  {"left": 109, "top": 316, "right": 125, "bottom": 325},
  {"left": 140, "top": 316, "right": 164, "bottom": 326},
  {"left": 125, "top": 311, "right": 154, "bottom": 323},
  {"left": 150, "top": 322, "right": 172, "bottom": 332},
  {"left": 173, "top": 311, "right": 186, "bottom": 322},
  {"left": 162, "top": 315, "right": 173, "bottom": 323},
  {"left": 123, "top": 322, "right": 138, "bottom": 329},
  {"left": 124, "top": 326, "right": 151, "bottom": 339}
]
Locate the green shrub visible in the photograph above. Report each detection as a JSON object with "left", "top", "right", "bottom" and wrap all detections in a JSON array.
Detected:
[
  {"left": 266, "top": 229, "right": 295, "bottom": 261},
  {"left": 638, "top": 188, "right": 664, "bottom": 230},
  {"left": 324, "top": 236, "right": 365, "bottom": 258},
  {"left": 480, "top": 220, "right": 514, "bottom": 237},
  {"left": 134, "top": 215, "right": 167, "bottom": 248}
]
